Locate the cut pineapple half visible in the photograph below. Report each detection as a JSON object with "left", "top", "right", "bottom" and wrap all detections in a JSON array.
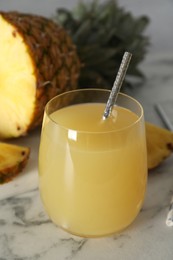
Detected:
[
  {"left": 0, "top": 11, "right": 80, "bottom": 139},
  {"left": 0, "top": 15, "right": 36, "bottom": 138},
  {"left": 0, "top": 142, "right": 30, "bottom": 184}
]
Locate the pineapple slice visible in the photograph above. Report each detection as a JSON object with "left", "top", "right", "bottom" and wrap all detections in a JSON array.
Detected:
[
  {"left": 146, "top": 122, "right": 173, "bottom": 170},
  {"left": 0, "top": 142, "right": 30, "bottom": 184},
  {"left": 0, "top": 11, "right": 80, "bottom": 139}
]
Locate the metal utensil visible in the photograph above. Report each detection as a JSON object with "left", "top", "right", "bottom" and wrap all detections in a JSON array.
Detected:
[{"left": 103, "top": 52, "right": 132, "bottom": 120}]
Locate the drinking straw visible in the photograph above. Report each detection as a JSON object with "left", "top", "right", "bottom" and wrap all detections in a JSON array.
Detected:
[{"left": 103, "top": 52, "right": 132, "bottom": 120}]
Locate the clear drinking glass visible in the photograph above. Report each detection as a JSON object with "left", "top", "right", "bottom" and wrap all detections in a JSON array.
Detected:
[{"left": 38, "top": 89, "right": 147, "bottom": 238}]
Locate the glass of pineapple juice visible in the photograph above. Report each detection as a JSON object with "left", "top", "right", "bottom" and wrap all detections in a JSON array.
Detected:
[{"left": 38, "top": 88, "right": 147, "bottom": 237}]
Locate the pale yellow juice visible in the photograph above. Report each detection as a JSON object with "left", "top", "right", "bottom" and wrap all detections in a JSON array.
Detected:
[{"left": 39, "top": 103, "right": 147, "bottom": 237}]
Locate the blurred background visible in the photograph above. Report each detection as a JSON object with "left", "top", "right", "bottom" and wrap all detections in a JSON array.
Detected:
[{"left": 0, "top": 0, "right": 173, "bottom": 55}]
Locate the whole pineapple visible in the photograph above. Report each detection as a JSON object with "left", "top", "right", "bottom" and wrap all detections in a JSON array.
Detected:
[{"left": 0, "top": 11, "right": 80, "bottom": 138}]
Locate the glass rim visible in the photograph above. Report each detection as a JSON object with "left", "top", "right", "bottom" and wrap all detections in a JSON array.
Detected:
[{"left": 45, "top": 88, "right": 144, "bottom": 134}]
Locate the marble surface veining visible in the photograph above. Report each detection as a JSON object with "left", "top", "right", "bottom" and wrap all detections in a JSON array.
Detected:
[
  {"left": 0, "top": 52, "right": 173, "bottom": 260},
  {"left": 1, "top": 156, "right": 173, "bottom": 260},
  {"left": 1, "top": 0, "right": 173, "bottom": 259}
]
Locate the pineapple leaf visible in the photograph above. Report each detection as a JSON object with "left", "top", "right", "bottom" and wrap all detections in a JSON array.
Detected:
[{"left": 53, "top": 0, "right": 150, "bottom": 90}]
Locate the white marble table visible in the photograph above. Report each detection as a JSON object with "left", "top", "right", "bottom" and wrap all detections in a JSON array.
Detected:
[
  {"left": 1, "top": 51, "right": 173, "bottom": 260},
  {"left": 1, "top": 1, "right": 173, "bottom": 259}
]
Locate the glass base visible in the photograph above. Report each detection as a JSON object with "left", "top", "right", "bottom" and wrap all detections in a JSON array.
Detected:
[{"left": 51, "top": 214, "right": 140, "bottom": 238}]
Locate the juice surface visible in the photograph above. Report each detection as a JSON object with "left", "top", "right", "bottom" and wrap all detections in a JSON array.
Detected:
[
  {"left": 50, "top": 103, "right": 138, "bottom": 132},
  {"left": 39, "top": 103, "right": 147, "bottom": 237}
]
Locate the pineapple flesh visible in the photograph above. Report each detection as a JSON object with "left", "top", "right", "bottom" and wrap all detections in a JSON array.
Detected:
[
  {"left": 0, "top": 15, "right": 36, "bottom": 138},
  {"left": 146, "top": 122, "right": 173, "bottom": 170},
  {"left": 0, "top": 11, "right": 80, "bottom": 139},
  {"left": 0, "top": 142, "right": 30, "bottom": 184}
]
